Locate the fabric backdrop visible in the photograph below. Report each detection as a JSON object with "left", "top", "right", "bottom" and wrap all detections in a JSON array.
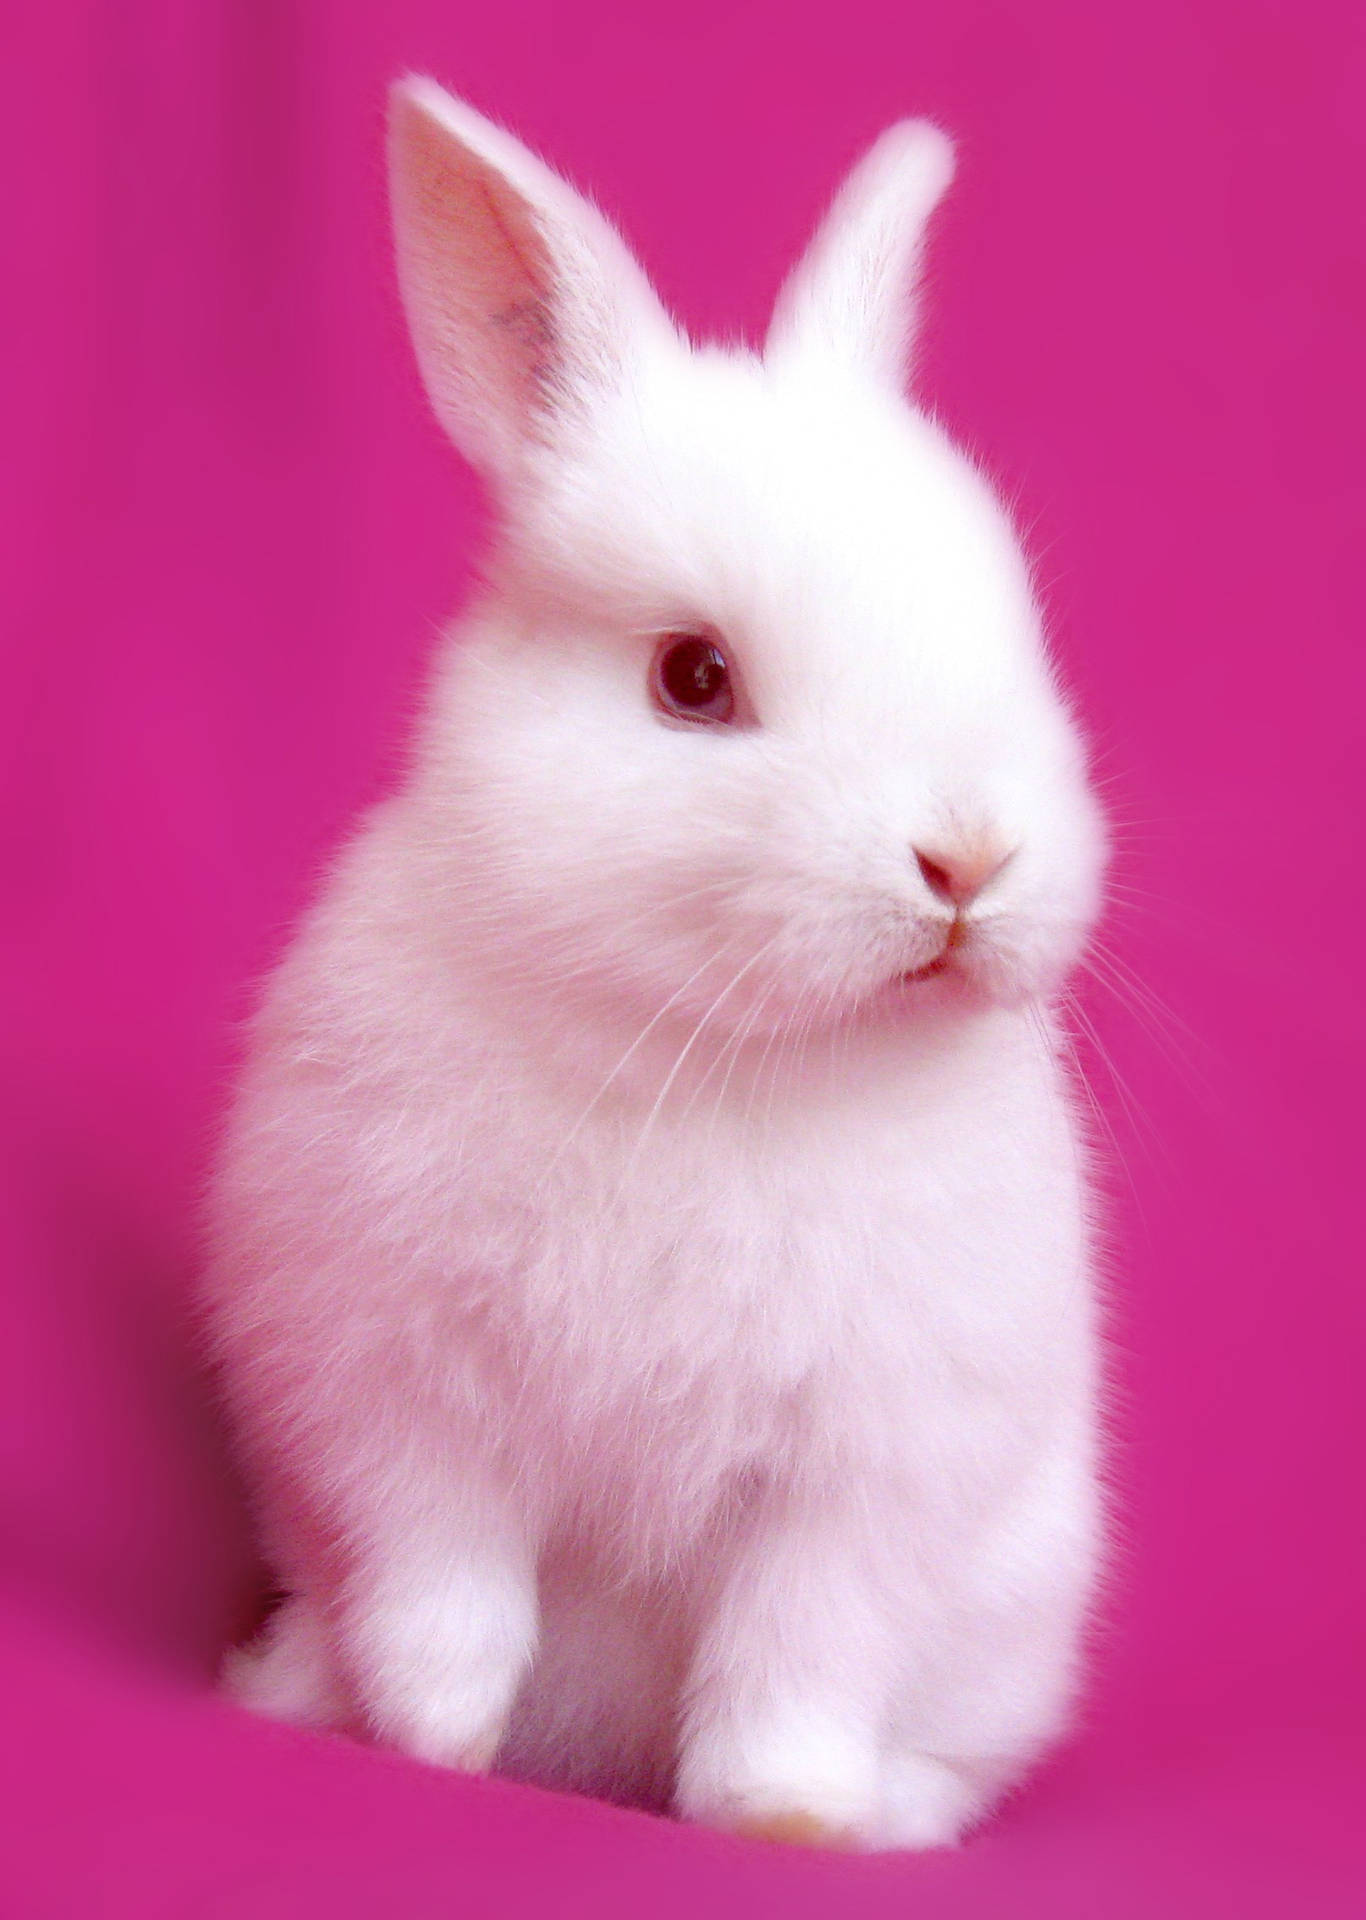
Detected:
[{"left": 2, "top": 2, "right": 1363, "bottom": 1914}]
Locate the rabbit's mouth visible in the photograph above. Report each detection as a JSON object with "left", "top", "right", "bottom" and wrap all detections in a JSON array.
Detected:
[
  {"left": 901, "top": 955, "right": 951, "bottom": 984},
  {"left": 899, "top": 915, "right": 965, "bottom": 984}
]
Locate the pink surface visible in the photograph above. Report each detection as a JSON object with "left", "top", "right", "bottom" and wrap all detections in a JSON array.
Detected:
[{"left": 2, "top": 2, "right": 1363, "bottom": 1913}]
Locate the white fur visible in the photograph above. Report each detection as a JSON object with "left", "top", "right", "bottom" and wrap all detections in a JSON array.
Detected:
[{"left": 204, "top": 79, "right": 1109, "bottom": 1850}]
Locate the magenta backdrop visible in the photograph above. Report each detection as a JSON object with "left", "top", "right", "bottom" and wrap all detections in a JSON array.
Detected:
[{"left": 2, "top": 3, "right": 1363, "bottom": 1914}]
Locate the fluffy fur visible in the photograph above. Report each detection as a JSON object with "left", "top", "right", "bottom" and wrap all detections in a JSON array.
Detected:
[{"left": 205, "top": 78, "right": 1109, "bottom": 1850}]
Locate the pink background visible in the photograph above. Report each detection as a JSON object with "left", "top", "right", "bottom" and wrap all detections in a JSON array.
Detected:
[{"left": 2, "top": 2, "right": 1363, "bottom": 1912}]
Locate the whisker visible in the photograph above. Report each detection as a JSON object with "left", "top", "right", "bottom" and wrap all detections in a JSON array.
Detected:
[
  {"left": 1066, "top": 989, "right": 1170, "bottom": 1179},
  {"left": 1082, "top": 943, "right": 1215, "bottom": 1109},
  {"left": 623, "top": 931, "right": 787, "bottom": 1179},
  {"left": 744, "top": 980, "right": 793, "bottom": 1140},
  {"left": 542, "top": 930, "right": 750, "bottom": 1178},
  {"left": 1055, "top": 992, "right": 1148, "bottom": 1231},
  {"left": 696, "top": 972, "right": 787, "bottom": 1154}
]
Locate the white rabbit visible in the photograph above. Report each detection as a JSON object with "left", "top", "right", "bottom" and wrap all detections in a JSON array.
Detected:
[{"left": 206, "top": 77, "right": 1109, "bottom": 1851}]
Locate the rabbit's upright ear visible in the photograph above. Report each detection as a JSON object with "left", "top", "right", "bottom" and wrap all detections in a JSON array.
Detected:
[
  {"left": 388, "top": 79, "right": 675, "bottom": 485},
  {"left": 766, "top": 121, "right": 955, "bottom": 391}
]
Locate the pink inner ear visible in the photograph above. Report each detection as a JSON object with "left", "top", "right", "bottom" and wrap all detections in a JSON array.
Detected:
[
  {"left": 470, "top": 176, "right": 557, "bottom": 396},
  {"left": 396, "top": 100, "right": 562, "bottom": 458}
]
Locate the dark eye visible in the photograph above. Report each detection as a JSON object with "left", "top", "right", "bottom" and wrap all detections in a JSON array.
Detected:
[{"left": 650, "top": 632, "right": 736, "bottom": 725}]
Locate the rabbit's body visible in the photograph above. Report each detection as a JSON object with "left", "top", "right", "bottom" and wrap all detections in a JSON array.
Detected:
[
  {"left": 215, "top": 790, "right": 1096, "bottom": 1842},
  {"left": 208, "top": 81, "right": 1108, "bottom": 1848}
]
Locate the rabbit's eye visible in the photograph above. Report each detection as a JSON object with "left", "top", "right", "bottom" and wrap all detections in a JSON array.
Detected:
[{"left": 651, "top": 633, "right": 736, "bottom": 725}]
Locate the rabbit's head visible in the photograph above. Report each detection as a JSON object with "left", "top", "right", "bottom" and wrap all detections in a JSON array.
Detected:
[{"left": 389, "top": 80, "right": 1105, "bottom": 1049}]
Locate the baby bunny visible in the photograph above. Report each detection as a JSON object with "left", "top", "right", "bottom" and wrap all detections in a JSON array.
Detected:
[{"left": 207, "top": 78, "right": 1108, "bottom": 1850}]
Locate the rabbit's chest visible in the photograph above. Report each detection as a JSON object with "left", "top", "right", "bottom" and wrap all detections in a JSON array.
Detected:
[
  {"left": 511, "top": 1201, "right": 848, "bottom": 1565},
  {"left": 514, "top": 1169, "right": 842, "bottom": 1447},
  {"left": 471, "top": 1089, "right": 1074, "bottom": 1560}
]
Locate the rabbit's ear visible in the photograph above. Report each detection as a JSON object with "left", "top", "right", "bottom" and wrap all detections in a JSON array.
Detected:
[
  {"left": 766, "top": 121, "right": 955, "bottom": 390},
  {"left": 388, "top": 79, "right": 675, "bottom": 484}
]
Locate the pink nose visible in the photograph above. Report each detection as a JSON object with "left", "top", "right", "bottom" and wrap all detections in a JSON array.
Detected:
[{"left": 914, "top": 843, "right": 1013, "bottom": 909}]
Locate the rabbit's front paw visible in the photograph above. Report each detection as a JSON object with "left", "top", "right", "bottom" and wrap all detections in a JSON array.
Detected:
[
  {"left": 724, "top": 1806, "right": 862, "bottom": 1850},
  {"left": 675, "top": 1708, "right": 879, "bottom": 1849},
  {"left": 873, "top": 1750, "right": 988, "bottom": 1851},
  {"left": 344, "top": 1564, "right": 536, "bottom": 1774}
]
